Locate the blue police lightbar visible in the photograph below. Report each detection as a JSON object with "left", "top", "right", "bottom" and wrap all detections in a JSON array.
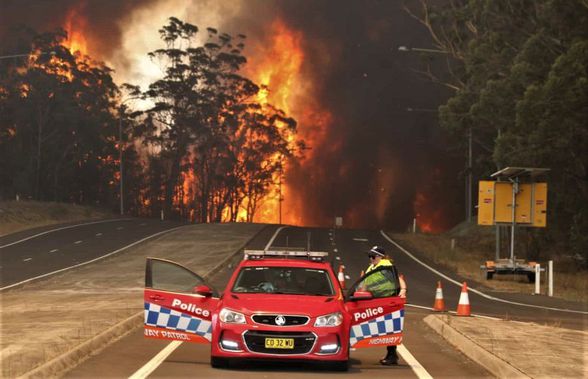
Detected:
[{"left": 244, "top": 249, "right": 329, "bottom": 261}]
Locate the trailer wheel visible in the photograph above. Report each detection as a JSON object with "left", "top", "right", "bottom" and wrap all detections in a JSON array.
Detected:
[{"left": 486, "top": 272, "right": 494, "bottom": 280}]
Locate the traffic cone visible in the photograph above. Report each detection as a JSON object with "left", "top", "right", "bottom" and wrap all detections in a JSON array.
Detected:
[
  {"left": 456, "top": 282, "right": 471, "bottom": 316},
  {"left": 360, "top": 270, "right": 365, "bottom": 278},
  {"left": 433, "top": 281, "right": 445, "bottom": 311},
  {"left": 338, "top": 265, "right": 346, "bottom": 289}
]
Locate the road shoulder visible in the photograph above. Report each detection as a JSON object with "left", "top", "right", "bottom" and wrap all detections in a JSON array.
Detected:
[{"left": 424, "top": 313, "right": 588, "bottom": 379}]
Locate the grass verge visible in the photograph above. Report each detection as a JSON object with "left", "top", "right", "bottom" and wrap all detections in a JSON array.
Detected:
[
  {"left": 0, "top": 200, "right": 113, "bottom": 236},
  {"left": 391, "top": 228, "right": 587, "bottom": 303}
]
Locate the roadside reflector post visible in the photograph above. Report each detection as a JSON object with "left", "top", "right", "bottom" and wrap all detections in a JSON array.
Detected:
[
  {"left": 534, "top": 263, "right": 541, "bottom": 295},
  {"left": 412, "top": 218, "right": 416, "bottom": 234},
  {"left": 548, "top": 260, "right": 553, "bottom": 297}
]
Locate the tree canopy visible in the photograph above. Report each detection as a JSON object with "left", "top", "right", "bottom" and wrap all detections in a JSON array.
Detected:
[{"left": 408, "top": 0, "right": 588, "bottom": 265}]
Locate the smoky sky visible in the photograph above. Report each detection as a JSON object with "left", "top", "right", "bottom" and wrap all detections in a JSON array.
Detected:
[
  {"left": 0, "top": 0, "right": 464, "bottom": 231},
  {"left": 245, "top": 0, "right": 462, "bottom": 230}
]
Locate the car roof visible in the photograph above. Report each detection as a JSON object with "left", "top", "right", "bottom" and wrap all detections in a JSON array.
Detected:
[{"left": 238, "top": 258, "right": 333, "bottom": 271}]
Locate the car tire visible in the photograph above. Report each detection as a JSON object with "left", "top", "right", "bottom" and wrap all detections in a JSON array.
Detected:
[
  {"left": 210, "top": 356, "right": 229, "bottom": 369},
  {"left": 327, "top": 360, "right": 349, "bottom": 371}
]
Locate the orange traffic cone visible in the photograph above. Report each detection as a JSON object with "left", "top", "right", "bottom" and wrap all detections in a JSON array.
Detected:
[
  {"left": 456, "top": 282, "right": 471, "bottom": 316},
  {"left": 338, "top": 265, "right": 346, "bottom": 289},
  {"left": 359, "top": 270, "right": 365, "bottom": 278},
  {"left": 433, "top": 281, "right": 445, "bottom": 311}
]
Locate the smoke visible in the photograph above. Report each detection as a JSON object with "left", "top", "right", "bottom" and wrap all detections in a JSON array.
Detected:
[{"left": 0, "top": 0, "right": 463, "bottom": 231}]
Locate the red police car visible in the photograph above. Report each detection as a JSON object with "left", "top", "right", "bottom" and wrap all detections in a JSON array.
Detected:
[{"left": 144, "top": 250, "right": 405, "bottom": 370}]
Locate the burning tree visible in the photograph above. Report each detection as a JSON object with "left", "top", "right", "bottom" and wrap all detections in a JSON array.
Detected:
[
  {"left": 135, "top": 17, "right": 301, "bottom": 222},
  {"left": 0, "top": 27, "right": 123, "bottom": 206}
]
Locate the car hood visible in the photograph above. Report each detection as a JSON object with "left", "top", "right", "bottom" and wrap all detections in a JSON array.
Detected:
[{"left": 221, "top": 293, "right": 341, "bottom": 317}]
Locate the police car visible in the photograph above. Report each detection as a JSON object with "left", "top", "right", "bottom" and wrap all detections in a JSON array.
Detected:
[{"left": 143, "top": 249, "right": 405, "bottom": 370}]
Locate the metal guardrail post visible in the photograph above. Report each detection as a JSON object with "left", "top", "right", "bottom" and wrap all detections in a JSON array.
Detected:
[
  {"left": 548, "top": 260, "right": 553, "bottom": 297},
  {"left": 534, "top": 263, "right": 541, "bottom": 295}
]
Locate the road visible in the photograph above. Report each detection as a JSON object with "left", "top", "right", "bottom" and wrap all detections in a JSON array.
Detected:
[
  {"left": 0, "top": 218, "right": 183, "bottom": 289},
  {"left": 64, "top": 224, "right": 584, "bottom": 378}
]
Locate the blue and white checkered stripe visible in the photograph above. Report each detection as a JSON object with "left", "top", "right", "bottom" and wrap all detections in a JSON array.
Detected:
[
  {"left": 349, "top": 309, "right": 404, "bottom": 346},
  {"left": 144, "top": 302, "right": 212, "bottom": 341}
]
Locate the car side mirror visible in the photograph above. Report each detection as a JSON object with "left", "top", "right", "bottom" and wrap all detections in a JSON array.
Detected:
[
  {"left": 193, "top": 285, "right": 213, "bottom": 297},
  {"left": 350, "top": 290, "right": 373, "bottom": 301}
]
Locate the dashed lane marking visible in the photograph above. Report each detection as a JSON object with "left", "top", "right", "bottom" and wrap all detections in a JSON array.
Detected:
[
  {"left": 74, "top": 240, "right": 83, "bottom": 244},
  {"left": 0, "top": 225, "right": 188, "bottom": 291},
  {"left": 23, "top": 258, "right": 32, "bottom": 262},
  {"left": 0, "top": 218, "right": 133, "bottom": 249},
  {"left": 353, "top": 237, "right": 369, "bottom": 242},
  {"left": 116, "top": 227, "right": 124, "bottom": 230},
  {"left": 49, "top": 249, "right": 59, "bottom": 253},
  {"left": 95, "top": 233, "right": 103, "bottom": 237},
  {"left": 380, "top": 230, "right": 588, "bottom": 315}
]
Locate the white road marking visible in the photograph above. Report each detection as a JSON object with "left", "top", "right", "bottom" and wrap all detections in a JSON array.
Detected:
[
  {"left": 333, "top": 248, "right": 338, "bottom": 253},
  {"left": 381, "top": 230, "right": 588, "bottom": 315},
  {"left": 353, "top": 237, "right": 369, "bottom": 242},
  {"left": 405, "top": 303, "right": 502, "bottom": 320},
  {"left": 398, "top": 344, "right": 434, "bottom": 379},
  {"left": 95, "top": 233, "right": 103, "bottom": 237},
  {"left": 49, "top": 249, "right": 59, "bottom": 253},
  {"left": 74, "top": 240, "right": 83, "bottom": 244},
  {"left": 264, "top": 226, "right": 287, "bottom": 250},
  {"left": 116, "top": 227, "right": 124, "bottom": 230},
  {"left": 23, "top": 258, "right": 32, "bottom": 262},
  {"left": 0, "top": 225, "right": 188, "bottom": 291},
  {"left": 140, "top": 223, "right": 147, "bottom": 226},
  {"left": 0, "top": 218, "right": 133, "bottom": 249},
  {"left": 128, "top": 341, "right": 182, "bottom": 379}
]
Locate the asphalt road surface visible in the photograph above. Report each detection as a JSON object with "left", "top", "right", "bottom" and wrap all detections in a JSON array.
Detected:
[
  {"left": 0, "top": 218, "right": 183, "bottom": 289},
  {"left": 64, "top": 225, "right": 587, "bottom": 378}
]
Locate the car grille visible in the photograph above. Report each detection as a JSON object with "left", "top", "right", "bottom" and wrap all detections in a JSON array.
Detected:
[
  {"left": 243, "top": 331, "right": 316, "bottom": 355},
  {"left": 252, "top": 314, "right": 309, "bottom": 326}
]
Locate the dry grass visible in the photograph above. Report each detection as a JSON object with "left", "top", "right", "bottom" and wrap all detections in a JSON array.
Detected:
[
  {"left": 392, "top": 230, "right": 588, "bottom": 303},
  {"left": 0, "top": 200, "right": 113, "bottom": 236}
]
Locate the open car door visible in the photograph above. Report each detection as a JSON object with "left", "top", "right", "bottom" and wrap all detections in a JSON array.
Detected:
[
  {"left": 345, "top": 266, "right": 405, "bottom": 348},
  {"left": 144, "top": 258, "right": 219, "bottom": 343}
]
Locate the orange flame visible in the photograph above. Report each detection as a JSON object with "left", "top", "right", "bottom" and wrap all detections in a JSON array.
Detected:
[
  {"left": 243, "top": 19, "right": 332, "bottom": 225},
  {"left": 63, "top": 4, "right": 89, "bottom": 55},
  {"left": 413, "top": 191, "right": 444, "bottom": 233}
]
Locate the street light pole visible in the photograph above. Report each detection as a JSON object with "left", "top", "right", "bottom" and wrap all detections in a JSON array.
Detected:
[
  {"left": 119, "top": 107, "right": 124, "bottom": 216},
  {"left": 399, "top": 44, "right": 472, "bottom": 222}
]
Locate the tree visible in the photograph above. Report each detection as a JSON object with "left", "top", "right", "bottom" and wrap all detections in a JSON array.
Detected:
[
  {"left": 136, "top": 18, "right": 301, "bottom": 222},
  {"left": 0, "top": 27, "right": 120, "bottom": 207}
]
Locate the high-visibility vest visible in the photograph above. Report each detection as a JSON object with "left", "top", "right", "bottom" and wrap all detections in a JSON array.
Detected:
[
  {"left": 364, "top": 259, "right": 396, "bottom": 296},
  {"left": 366, "top": 258, "right": 393, "bottom": 273}
]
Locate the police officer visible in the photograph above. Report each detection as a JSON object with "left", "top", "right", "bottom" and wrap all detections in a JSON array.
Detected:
[{"left": 365, "top": 246, "right": 399, "bottom": 365}]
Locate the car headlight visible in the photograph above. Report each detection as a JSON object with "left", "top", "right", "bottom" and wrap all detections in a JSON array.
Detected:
[
  {"left": 314, "top": 312, "right": 343, "bottom": 327},
  {"left": 219, "top": 308, "right": 246, "bottom": 324}
]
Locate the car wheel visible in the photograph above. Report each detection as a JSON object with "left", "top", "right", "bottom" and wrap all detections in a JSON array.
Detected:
[{"left": 210, "top": 356, "right": 229, "bottom": 369}]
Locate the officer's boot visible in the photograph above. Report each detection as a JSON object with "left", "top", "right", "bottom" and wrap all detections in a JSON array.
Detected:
[{"left": 380, "top": 346, "right": 398, "bottom": 365}]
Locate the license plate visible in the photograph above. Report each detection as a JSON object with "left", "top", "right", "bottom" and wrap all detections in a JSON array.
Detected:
[{"left": 265, "top": 337, "right": 294, "bottom": 349}]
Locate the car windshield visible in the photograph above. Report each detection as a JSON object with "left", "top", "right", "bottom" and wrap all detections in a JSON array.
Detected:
[{"left": 232, "top": 266, "right": 335, "bottom": 296}]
